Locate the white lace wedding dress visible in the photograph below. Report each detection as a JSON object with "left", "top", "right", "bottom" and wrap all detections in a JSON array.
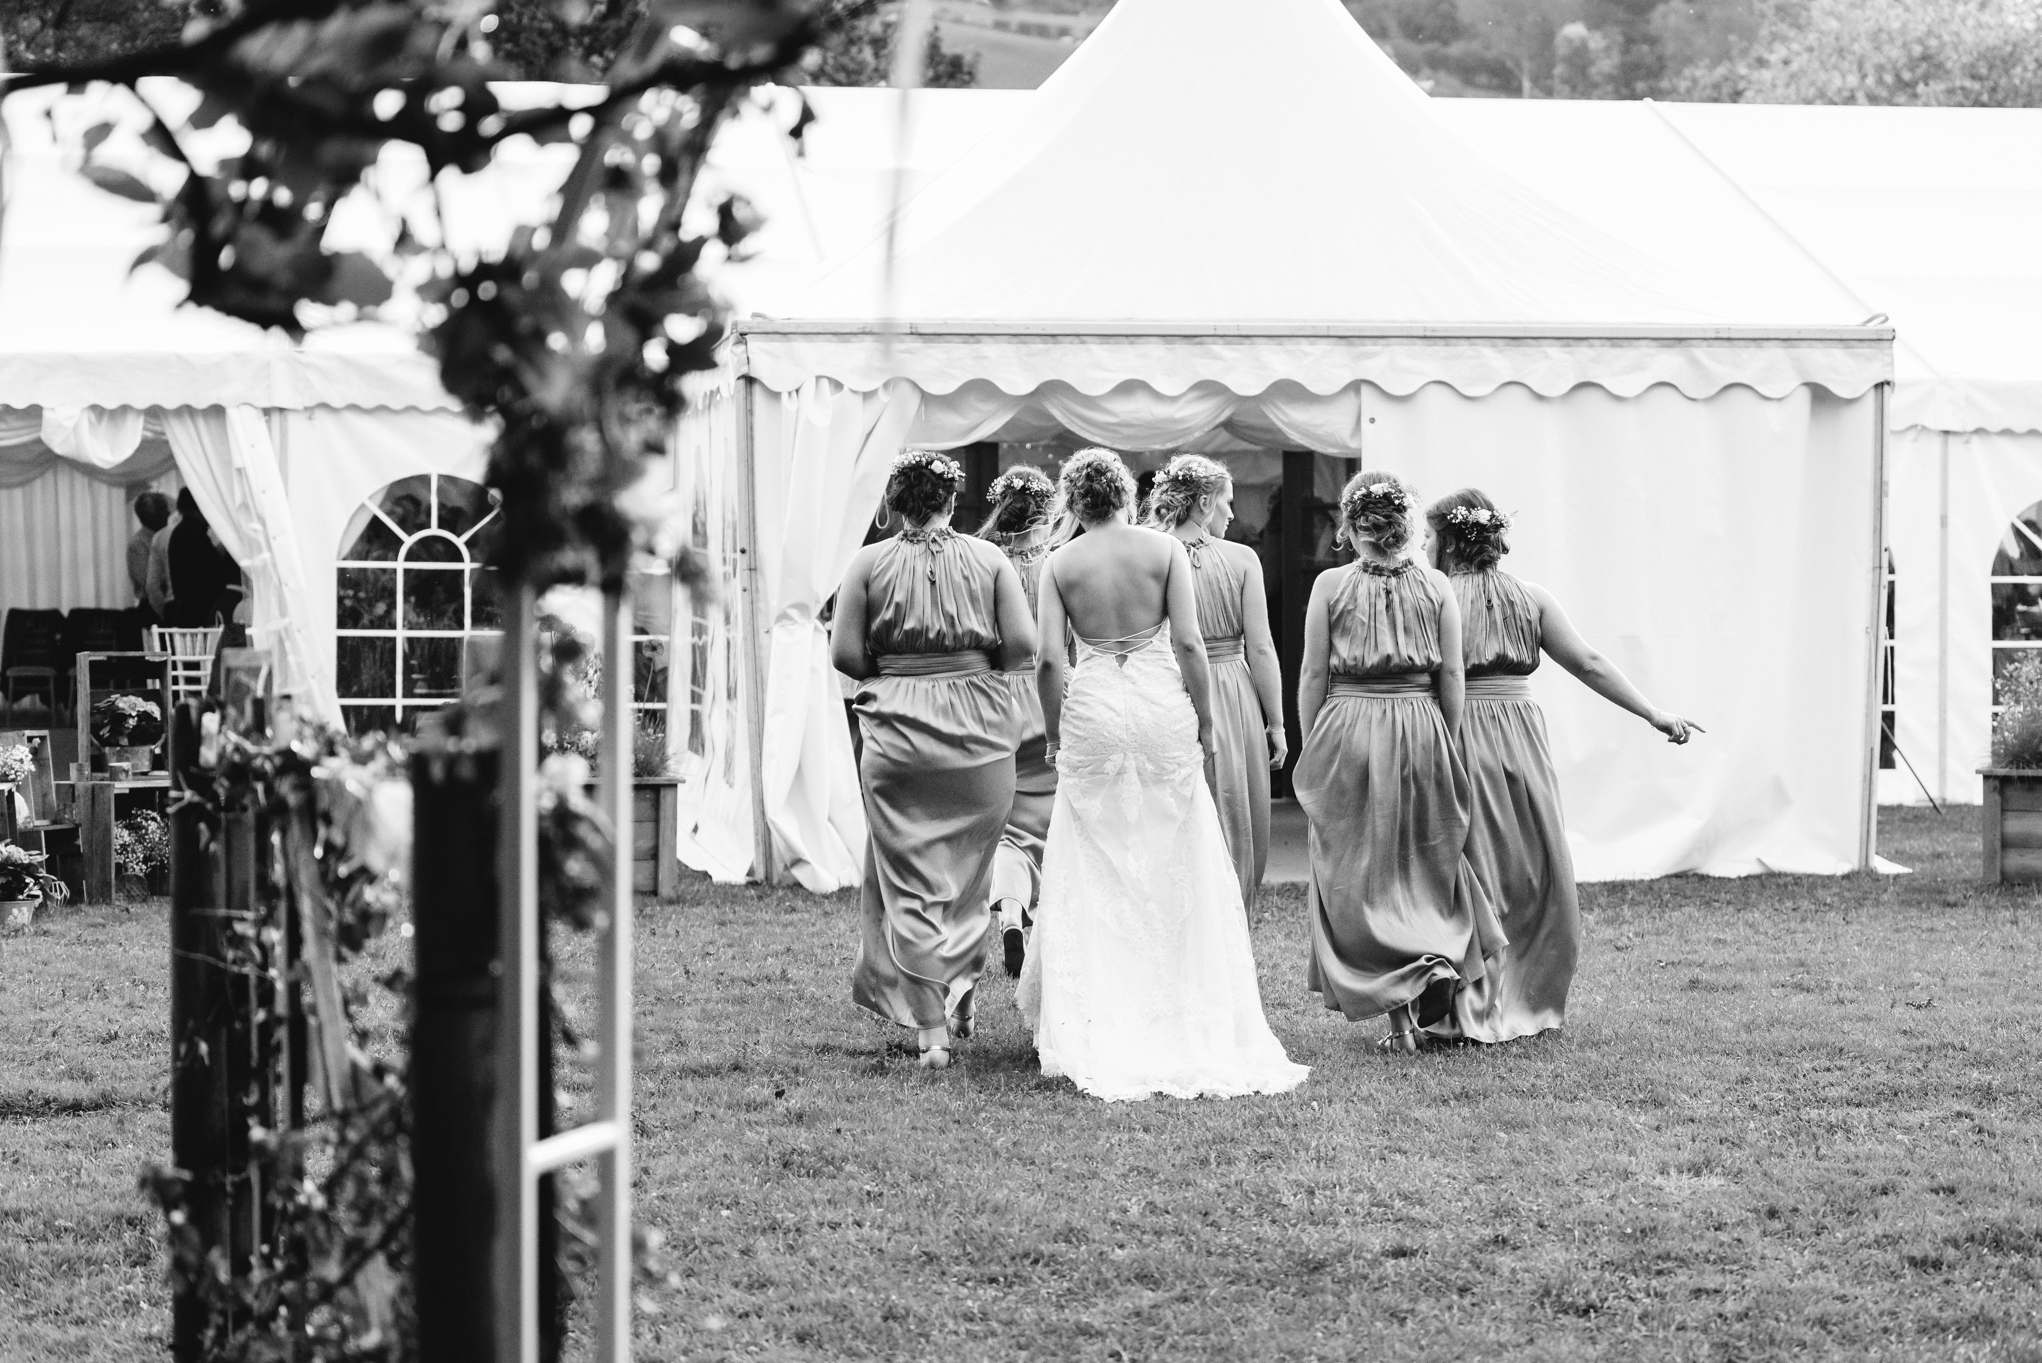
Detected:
[{"left": 1016, "top": 627, "right": 1310, "bottom": 1102}]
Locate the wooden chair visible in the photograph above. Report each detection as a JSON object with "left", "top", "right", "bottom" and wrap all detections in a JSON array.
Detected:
[
  {"left": 151, "top": 626, "right": 223, "bottom": 707},
  {"left": 1, "top": 729, "right": 82, "bottom": 900},
  {"left": 2, "top": 609, "right": 67, "bottom": 718}
]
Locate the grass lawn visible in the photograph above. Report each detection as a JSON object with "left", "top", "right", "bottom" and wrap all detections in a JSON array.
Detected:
[{"left": 4, "top": 806, "right": 2040, "bottom": 1361}]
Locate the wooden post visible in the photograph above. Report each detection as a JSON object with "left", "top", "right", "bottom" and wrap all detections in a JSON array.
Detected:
[
  {"left": 655, "top": 781, "right": 681, "bottom": 902},
  {"left": 78, "top": 781, "right": 117, "bottom": 905},
  {"left": 731, "top": 371, "right": 776, "bottom": 884},
  {"left": 595, "top": 585, "right": 636, "bottom": 1360},
  {"left": 495, "top": 586, "right": 541, "bottom": 1363},
  {"left": 411, "top": 739, "right": 502, "bottom": 1363},
  {"left": 167, "top": 704, "right": 226, "bottom": 1363}
]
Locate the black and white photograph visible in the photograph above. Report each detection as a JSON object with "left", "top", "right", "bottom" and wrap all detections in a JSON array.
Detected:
[{"left": 0, "top": 0, "right": 2036, "bottom": 1358}]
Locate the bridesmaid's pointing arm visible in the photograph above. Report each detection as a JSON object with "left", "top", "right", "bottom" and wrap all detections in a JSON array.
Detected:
[{"left": 1530, "top": 582, "right": 1702, "bottom": 743}]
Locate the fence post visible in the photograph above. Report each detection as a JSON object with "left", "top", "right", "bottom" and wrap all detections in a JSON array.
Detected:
[
  {"left": 411, "top": 737, "right": 503, "bottom": 1362},
  {"left": 167, "top": 702, "right": 226, "bottom": 1361}
]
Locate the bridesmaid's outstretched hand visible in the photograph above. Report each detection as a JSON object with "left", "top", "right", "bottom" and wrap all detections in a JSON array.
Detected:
[{"left": 1650, "top": 711, "right": 1704, "bottom": 745}]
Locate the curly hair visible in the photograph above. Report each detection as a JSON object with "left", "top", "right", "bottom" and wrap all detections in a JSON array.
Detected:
[
  {"left": 1056, "top": 448, "right": 1137, "bottom": 526},
  {"left": 1338, "top": 470, "right": 1415, "bottom": 556},
  {"left": 1426, "top": 488, "right": 1512, "bottom": 571},
  {"left": 1144, "top": 454, "right": 1231, "bottom": 530},
  {"left": 976, "top": 465, "right": 1055, "bottom": 538},
  {"left": 884, "top": 449, "right": 964, "bottom": 526}
]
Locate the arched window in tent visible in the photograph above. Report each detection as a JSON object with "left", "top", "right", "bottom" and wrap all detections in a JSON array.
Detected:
[
  {"left": 335, "top": 474, "right": 503, "bottom": 736},
  {"left": 1990, "top": 501, "right": 2042, "bottom": 719}
]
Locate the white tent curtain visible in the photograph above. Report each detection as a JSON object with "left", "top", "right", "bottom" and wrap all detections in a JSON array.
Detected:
[
  {"left": 673, "top": 381, "right": 761, "bottom": 883},
  {"left": 157, "top": 407, "right": 340, "bottom": 725},
  {"left": 734, "top": 372, "right": 1882, "bottom": 885},
  {"left": 0, "top": 459, "right": 177, "bottom": 620}
]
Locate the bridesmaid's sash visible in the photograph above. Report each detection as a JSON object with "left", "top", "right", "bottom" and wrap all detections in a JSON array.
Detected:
[
  {"left": 1464, "top": 675, "right": 1532, "bottom": 700},
  {"left": 1205, "top": 635, "right": 1246, "bottom": 662},
  {"left": 1329, "top": 672, "right": 1433, "bottom": 697},
  {"left": 875, "top": 650, "right": 995, "bottom": 678}
]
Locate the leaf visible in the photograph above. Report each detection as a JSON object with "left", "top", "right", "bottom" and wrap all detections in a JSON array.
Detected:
[
  {"left": 647, "top": 0, "right": 808, "bottom": 45},
  {"left": 313, "top": 252, "right": 396, "bottom": 309},
  {"left": 82, "top": 165, "right": 160, "bottom": 204},
  {"left": 82, "top": 122, "right": 113, "bottom": 155}
]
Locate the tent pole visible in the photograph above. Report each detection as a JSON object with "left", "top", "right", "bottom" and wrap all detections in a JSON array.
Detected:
[
  {"left": 1862, "top": 383, "right": 1890, "bottom": 870},
  {"left": 733, "top": 372, "right": 776, "bottom": 885},
  {"left": 1938, "top": 430, "right": 1950, "bottom": 804}
]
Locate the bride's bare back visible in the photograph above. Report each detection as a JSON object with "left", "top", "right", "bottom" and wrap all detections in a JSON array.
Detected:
[{"left": 1047, "top": 522, "right": 1179, "bottom": 644}]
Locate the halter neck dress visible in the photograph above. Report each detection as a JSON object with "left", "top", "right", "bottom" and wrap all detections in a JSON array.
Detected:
[
  {"left": 984, "top": 526, "right": 1057, "bottom": 928},
  {"left": 1184, "top": 533, "right": 1269, "bottom": 911},
  {"left": 1426, "top": 569, "right": 1579, "bottom": 1044},
  {"left": 1292, "top": 560, "right": 1502, "bottom": 1022},
  {"left": 849, "top": 528, "right": 1020, "bottom": 1033}
]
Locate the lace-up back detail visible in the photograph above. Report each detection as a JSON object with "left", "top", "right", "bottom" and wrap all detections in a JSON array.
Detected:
[
  {"left": 865, "top": 527, "right": 1003, "bottom": 657},
  {"left": 1327, "top": 560, "right": 1443, "bottom": 678}
]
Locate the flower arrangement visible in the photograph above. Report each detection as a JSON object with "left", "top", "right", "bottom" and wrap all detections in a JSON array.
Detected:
[
  {"left": 987, "top": 466, "right": 1055, "bottom": 506},
  {"left": 115, "top": 811, "right": 172, "bottom": 880},
  {"left": 1993, "top": 652, "right": 2042, "bottom": 768},
  {"left": 0, "top": 842, "right": 67, "bottom": 904},
  {"left": 91, "top": 694, "right": 165, "bottom": 749},
  {"left": 891, "top": 448, "right": 965, "bottom": 484},
  {"left": 0, "top": 747, "right": 34, "bottom": 785},
  {"left": 1445, "top": 505, "right": 1511, "bottom": 532},
  {"left": 1345, "top": 479, "right": 1413, "bottom": 516}
]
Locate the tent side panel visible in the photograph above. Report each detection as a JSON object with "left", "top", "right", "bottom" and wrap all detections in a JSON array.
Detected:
[{"left": 1367, "top": 380, "right": 1877, "bottom": 878}]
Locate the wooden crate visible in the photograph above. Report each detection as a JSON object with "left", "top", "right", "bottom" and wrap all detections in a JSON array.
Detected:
[
  {"left": 1982, "top": 770, "right": 2042, "bottom": 881},
  {"left": 74, "top": 652, "right": 172, "bottom": 774},
  {"left": 632, "top": 779, "right": 681, "bottom": 902}
]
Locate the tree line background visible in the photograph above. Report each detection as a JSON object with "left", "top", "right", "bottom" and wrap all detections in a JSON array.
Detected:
[{"left": 6, "top": 0, "right": 2042, "bottom": 104}]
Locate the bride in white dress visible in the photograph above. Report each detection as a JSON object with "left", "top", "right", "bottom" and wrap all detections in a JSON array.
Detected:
[{"left": 1017, "top": 449, "right": 1309, "bottom": 1102}]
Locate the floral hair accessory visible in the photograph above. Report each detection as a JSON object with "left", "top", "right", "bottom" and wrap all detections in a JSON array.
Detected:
[
  {"left": 1445, "top": 505, "right": 1510, "bottom": 532},
  {"left": 1344, "top": 480, "right": 1412, "bottom": 517},
  {"left": 891, "top": 448, "right": 965, "bottom": 484},
  {"left": 988, "top": 467, "right": 1053, "bottom": 503}
]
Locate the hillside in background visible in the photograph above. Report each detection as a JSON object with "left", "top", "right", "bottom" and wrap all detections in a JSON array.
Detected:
[{"left": 932, "top": 0, "right": 2042, "bottom": 105}]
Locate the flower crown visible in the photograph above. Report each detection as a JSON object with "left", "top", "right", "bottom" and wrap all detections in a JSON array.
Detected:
[
  {"left": 1154, "top": 456, "right": 1225, "bottom": 489},
  {"left": 1344, "top": 480, "right": 1411, "bottom": 518},
  {"left": 1444, "top": 504, "right": 1510, "bottom": 534},
  {"left": 890, "top": 448, "right": 964, "bottom": 484},
  {"left": 988, "top": 467, "right": 1053, "bottom": 504}
]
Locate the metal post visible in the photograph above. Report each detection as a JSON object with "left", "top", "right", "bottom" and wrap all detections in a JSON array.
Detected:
[
  {"left": 412, "top": 738, "right": 501, "bottom": 1363},
  {"left": 495, "top": 587, "right": 541, "bottom": 1363},
  {"left": 1938, "top": 430, "right": 1951, "bottom": 803},
  {"left": 1861, "top": 383, "right": 1891, "bottom": 869},
  {"left": 596, "top": 585, "right": 636, "bottom": 1360}
]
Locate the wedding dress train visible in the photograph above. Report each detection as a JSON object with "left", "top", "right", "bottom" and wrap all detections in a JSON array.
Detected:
[{"left": 1017, "top": 627, "right": 1308, "bottom": 1102}]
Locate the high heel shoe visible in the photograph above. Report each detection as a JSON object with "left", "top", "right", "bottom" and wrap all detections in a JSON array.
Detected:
[
  {"left": 918, "top": 1044, "right": 952, "bottom": 1070},
  {"left": 948, "top": 986, "right": 977, "bottom": 1042}
]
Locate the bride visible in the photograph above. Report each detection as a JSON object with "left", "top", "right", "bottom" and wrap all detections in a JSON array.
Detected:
[{"left": 1017, "top": 449, "right": 1308, "bottom": 1102}]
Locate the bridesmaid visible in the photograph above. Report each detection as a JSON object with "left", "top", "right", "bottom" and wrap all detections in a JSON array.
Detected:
[
  {"left": 976, "top": 465, "right": 1058, "bottom": 976},
  {"left": 1147, "top": 454, "right": 1286, "bottom": 912},
  {"left": 1293, "top": 471, "right": 1502, "bottom": 1054},
  {"left": 1422, "top": 489, "right": 1700, "bottom": 1043},
  {"left": 833, "top": 449, "right": 1038, "bottom": 1068}
]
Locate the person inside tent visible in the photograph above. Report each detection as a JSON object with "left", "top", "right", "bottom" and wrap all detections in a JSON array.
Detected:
[
  {"left": 127, "top": 492, "right": 173, "bottom": 626},
  {"left": 167, "top": 490, "right": 240, "bottom": 628}
]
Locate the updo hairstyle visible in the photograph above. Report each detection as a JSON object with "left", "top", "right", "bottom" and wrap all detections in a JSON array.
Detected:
[
  {"left": 1057, "top": 447, "right": 1137, "bottom": 525},
  {"left": 1426, "top": 488, "right": 1513, "bottom": 571},
  {"left": 976, "top": 465, "right": 1055, "bottom": 538},
  {"left": 1145, "top": 454, "right": 1231, "bottom": 529},
  {"left": 884, "top": 448, "right": 965, "bottom": 526},
  {"left": 1337, "top": 470, "right": 1415, "bottom": 556}
]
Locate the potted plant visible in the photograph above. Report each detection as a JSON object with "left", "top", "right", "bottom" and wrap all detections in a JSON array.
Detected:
[
  {"left": 115, "top": 811, "right": 172, "bottom": 898},
  {"left": 91, "top": 694, "right": 165, "bottom": 775},
  {"left": 0, "top": 746, "right": 34, "bottom": 829},
  {"left": 0, "top": 841, "right": 68, "bottom": 928},
  {"left": 1983, "top": 652, "right": 2042, "bottom": 881}
]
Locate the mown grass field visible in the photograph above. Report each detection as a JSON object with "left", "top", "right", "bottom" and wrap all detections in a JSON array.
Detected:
[{"left": 4, "top": 806, "right": 2039, "bottom": 1361}]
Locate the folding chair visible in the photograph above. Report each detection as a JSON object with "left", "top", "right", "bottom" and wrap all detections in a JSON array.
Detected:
[
  {"left": 1, "top": 610, "right": 67, "bottom": 719},
  {"left": 151, "top": 626, "right": 223, "bottom": 708}
]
